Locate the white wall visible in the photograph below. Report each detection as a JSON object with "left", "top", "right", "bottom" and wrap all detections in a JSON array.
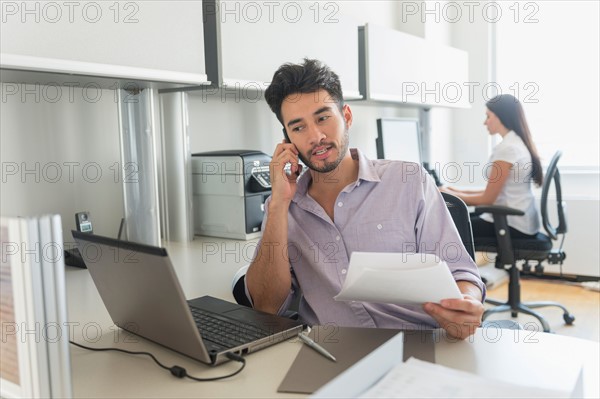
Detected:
[
  {"left": 532, "top": 174, "right": 600, "bottom": 277},
  {"left": 186, "top": 89, "right": 417, "bottom": 159},
  {"left": 538, "top": 196, "right": 599, "bottom": 277},
  {"left": 449, "top": 7, "right": 492, "bottom": 186},
  {"left": 423, "top": 1, "right": 454, "bottom": 170},
  {"left": 336, "top": 1, "right": 405, "bottom": 31},
  {"left": 0, "top": 83, "right": 125, "bottom": 242}
]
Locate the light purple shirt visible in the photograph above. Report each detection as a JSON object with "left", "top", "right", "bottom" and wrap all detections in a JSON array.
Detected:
[{"left": 252, "top": 149, "right": 485, "bottom": 329}]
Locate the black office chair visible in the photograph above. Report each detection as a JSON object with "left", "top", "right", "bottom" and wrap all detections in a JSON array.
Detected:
[
  {"left": 441, "top": 192, "right": 475, "bottom": 260},
  {"left": 441, "top": 192, "right": 522, "bottom": 331},
  {"left": 232, "top": 265, "right": 252, "bottom": 307},
  {"left": 474, "top": 151, "right": 574, "bottom": 332},
  {"left": 232, "top": 264, "right": 301, "bottom": 319}
]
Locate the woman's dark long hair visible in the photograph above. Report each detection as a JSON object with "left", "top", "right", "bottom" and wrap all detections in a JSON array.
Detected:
[{"left": 486, "top": 94, "right": 543, "bottom": 187}]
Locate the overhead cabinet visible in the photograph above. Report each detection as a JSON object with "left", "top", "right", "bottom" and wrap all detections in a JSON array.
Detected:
[
  {"left": 0, "top": 1, "right": 208, "bottom": 88},
  {"left": 207, "top": 0, "right": 361, "bottom": 99},
  {"left": 360, "top": 23, "right": 470, "bottom": 108}
]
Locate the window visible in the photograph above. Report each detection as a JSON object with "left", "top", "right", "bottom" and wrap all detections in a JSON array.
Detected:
[{"left": 495, "top": 1, "right": 599, "bottom": 168}]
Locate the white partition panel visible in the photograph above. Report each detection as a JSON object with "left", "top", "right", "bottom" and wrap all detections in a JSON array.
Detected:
[
  {"left": 216, "top": 0, "right": 361, "bottom": 99},
  {"left": 362, "top": 23, "right": 470, "bottom": 108},
  {"left": 1, "top": 1, "right": 207, "bottom": 85}
]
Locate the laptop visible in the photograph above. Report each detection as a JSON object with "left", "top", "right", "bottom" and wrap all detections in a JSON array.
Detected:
[{"left": 72, "top": 231, "right": 304, "bottom": 365}]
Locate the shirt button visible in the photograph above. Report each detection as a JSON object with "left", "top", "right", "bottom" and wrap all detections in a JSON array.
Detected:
[
  {"left": 337, "top": 202, "right": 343, "bottom": 207},
  {"left": 335, "top": 235, "right": 340, "bottom": 241},
  {"left": 377, "top": 224, "right": 383, "bottom": 230},
  {"left": 341, "top": 269, "right": 347, "bottom": 274}
]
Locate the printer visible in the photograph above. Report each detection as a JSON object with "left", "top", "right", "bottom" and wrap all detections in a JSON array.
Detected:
[{"left": 192, "top": 150, "right": 272, "bottom": 240}]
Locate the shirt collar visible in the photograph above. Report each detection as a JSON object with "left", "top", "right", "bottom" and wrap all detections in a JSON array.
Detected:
[
  {"left": 504, "top": 130, "right": 517, "bottom": 140},
  {"left": 354, "top": 148, "right": 381, "bottom": 184}
]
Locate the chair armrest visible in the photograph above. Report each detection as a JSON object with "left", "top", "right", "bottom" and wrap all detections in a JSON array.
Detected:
[
  {"left": 474, "top": 206, "right": 521, "bottom": 266},
  {"left": 475, "top": 205, "right": 525, "bottom": 216}
]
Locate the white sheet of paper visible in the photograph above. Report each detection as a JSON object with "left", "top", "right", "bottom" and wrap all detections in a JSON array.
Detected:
[
  {"left": 359, "top": 358, "right": 574, "bottom": 398},
  {"left": 334, "top": 252, "right": 462, "bottom": 304}
]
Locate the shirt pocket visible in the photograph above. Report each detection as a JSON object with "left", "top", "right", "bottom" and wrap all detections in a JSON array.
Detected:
[{"left": 354, "top": 219, "right": 416, "bottom": 253}]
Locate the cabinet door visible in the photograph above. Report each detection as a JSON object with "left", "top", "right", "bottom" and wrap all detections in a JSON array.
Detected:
[
  {"left": 363, "top": 23, "right": 470, "bottom": 108},
  {"left": 217, "top": 0, "right": 361, "bottom": 99},
  {"left": 1, "top": 1, "right": 207, "bottom": 84}
]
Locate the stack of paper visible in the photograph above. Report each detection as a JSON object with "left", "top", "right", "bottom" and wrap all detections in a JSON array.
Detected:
[
  {"left": 334, "top": 252, "right": 462, "bottom": 304},
  {"left": 1, "top": 215, "right": 72, "bottom": 398}
]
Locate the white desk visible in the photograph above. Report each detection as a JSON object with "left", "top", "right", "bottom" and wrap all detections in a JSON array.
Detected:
[
  {"left": 65, "top": 239, "right": 599, "bottom": 398},
  {"left": 67, "top": 326, "right": 600, "bottom": 398}
]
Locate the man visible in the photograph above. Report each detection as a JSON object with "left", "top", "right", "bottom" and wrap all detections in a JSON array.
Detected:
[{"left": 246, "top": 59, "right": 485, "bottom": 340}]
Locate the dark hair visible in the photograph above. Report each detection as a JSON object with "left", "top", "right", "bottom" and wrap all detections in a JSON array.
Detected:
[
  {"left": 486, "top": 94, "right": 543, "bottom": 187},
  {"left": 264, "top": 58, "right": 344, "bottom": 125}
]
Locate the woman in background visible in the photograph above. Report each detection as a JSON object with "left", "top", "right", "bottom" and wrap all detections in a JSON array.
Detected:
[{"left": 442, "top": 94, "right": 543, "bottom": 243}]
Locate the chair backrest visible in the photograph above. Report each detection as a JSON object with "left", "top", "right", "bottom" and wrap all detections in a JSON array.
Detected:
[
  {"left": 540, "top": 151, "right": 567, "bottom": 240},
  {"left": 441, "top": 192, "right": 475, "bottom": 260},
  {"left": 232, "top": 265, "right": 252, "bottom": 307}
]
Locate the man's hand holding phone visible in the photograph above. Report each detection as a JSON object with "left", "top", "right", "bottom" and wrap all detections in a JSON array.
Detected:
[{"left": 270, "top": 140, "right": 302, "bottom": 206}]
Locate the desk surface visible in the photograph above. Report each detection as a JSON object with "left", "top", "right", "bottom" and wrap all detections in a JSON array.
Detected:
[{"left": 65, "top": 238, "right": 600, "bottom": 398}]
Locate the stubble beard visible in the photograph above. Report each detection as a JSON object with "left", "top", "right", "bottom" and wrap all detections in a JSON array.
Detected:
[{"left": 298, "top": 127, "right": 350, "bottom": 173}]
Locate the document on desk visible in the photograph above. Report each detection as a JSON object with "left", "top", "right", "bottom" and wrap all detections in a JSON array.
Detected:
[
  {"left": 334, "top": 252, "right": 462, "bottom": 305},
  {"left": 358, "top": 357, "right": 574, "bottom": 398}
]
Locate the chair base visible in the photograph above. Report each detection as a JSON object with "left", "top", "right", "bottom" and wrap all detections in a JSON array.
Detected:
[
  {"left": 482, "top": 264, "right": 575, "bottom": 333},
  {"left": 483, "top": 300, "right": 575, "bottom": 333}
]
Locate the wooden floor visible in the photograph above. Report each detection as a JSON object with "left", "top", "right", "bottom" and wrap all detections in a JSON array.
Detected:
[{"left": 484, "top": 278, "right": 600, "bottom": 342}]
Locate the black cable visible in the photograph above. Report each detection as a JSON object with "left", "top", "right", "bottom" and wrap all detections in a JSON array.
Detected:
[{"left": 69, "top": 341, "right": 245, "bottom": 381}]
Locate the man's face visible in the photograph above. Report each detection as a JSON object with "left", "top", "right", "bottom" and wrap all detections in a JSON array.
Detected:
[{"left": 280, "top": 89, "right": 352, "bottom": 173}]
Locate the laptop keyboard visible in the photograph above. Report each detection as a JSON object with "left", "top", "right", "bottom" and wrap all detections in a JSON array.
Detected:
[{"left": 190, "top": 307, "right": 271, "bottom": 349}]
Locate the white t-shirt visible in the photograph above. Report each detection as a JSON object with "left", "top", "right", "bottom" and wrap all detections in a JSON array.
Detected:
[{"left": 480, "top": 131, "right": 540, "bottom": 235}]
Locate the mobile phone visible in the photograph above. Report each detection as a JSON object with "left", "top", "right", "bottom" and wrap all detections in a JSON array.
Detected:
[
  {"left": 281, "top": 127, "right": 299, "bottom": 177},
  {"left": 75, "top": 211, "right": 93, "bottom": 233},
  {"left": 67, "top": 211, "right": 92, "bottom": 268},
  {"left": 282, "top": 127, "right": 290, "bottom": 143}
]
